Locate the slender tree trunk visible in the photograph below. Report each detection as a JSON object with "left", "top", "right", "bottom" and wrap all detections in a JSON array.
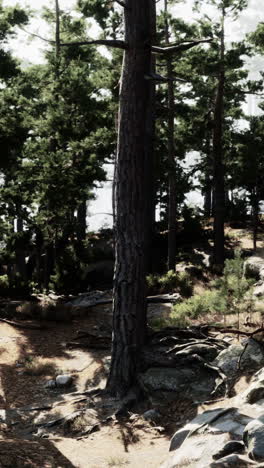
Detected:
[
  {"left": 203, "top": 183, "right": 212, "bottom": 218},
  {"left": 15, "top": 212, "right": 27, "bottom": 282},
  {"left": 164, "top": 0, "right": 177, "bottom": 271},
  {"left": 106, "top": 0, "right": 151, "bottom": 396},
  {"left": 203, "top": 131, "right": 212, "bottom": 218},
  {"left": 213, "top": 8, "right": 225, "bottom": 268},
  {"left": 252, "top": 189, "right": 259, "bottom": 251},
  {"left": 77, "top": 200, "right": 87, "bottom": 242}
]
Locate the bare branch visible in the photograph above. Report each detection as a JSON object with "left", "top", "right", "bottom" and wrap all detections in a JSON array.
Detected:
[
  {"left": 60, "top": 39, "right": 127, "bottom": 49},
  {"left": 20, "top": 27, "right": 52, "bottom": 43},
  {"left": 144, "top": 72, "right": 188, "bottom": 83},
  {"left": 152, "top": 38, "right": 213, "bottom": 55},
  {"left": 20, "top": 27, "right": 127, "bottom": 50}
]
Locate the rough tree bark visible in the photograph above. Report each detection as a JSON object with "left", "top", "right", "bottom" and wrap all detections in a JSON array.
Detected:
[
  {"left": 76, "top": 200, "right": 87, "bottom": 242},
  {"left": 164, "top": 0, "right": 177, "bottom": 271},
  {"left": 145, "top": 0, "right": 157, "bottom": 273},
  {"left": 213, "top": 7, "right": 225, "bottom": 268},
  {"left": 106, "top": 0, "right": 152, "bottom": 396}
]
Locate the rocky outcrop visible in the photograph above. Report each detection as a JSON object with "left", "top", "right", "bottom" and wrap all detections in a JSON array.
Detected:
[
  {"left": 213, "top": 339, "right": 264, "bottom": 377},
  {"left": 161, "top": 366, "right": 264, "bottom": 468}
]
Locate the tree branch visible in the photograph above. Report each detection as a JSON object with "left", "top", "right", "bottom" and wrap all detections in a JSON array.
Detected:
[
  {"left": 20, "top": 27, "right": 127, "bottom": 50},
  {"left": 114, "top": 0, "right": 127, "bottom": 7},
  {"left": 152, "top": 38, "right": 212, "bottom": 55},
  {"left": 60, "top": 39, "right": 127, "bottom": 49}
]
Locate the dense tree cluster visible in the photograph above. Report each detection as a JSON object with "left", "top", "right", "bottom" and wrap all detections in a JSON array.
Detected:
[{"left": 1, "top": 0, "right": 264, "bottom": 394}]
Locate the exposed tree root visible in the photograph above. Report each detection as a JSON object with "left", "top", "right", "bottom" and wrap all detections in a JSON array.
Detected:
[{"left": 0, "top": 318, "right": 45, "bottom": 330}]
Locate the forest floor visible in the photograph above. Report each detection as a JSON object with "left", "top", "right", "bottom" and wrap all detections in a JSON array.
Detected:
[{"left": 0, "top": 226, "right": 263, "bottom": 468}]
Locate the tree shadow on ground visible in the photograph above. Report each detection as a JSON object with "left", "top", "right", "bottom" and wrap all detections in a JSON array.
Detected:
[{"left": 0, "top": 439, "right": 76, "bottom": 467}]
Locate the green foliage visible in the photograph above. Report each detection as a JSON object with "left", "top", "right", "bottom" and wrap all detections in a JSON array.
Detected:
[
  {"left": 169, "top": 250, "right": 255, "bottom": 328},
  {"left": 147, "top": 270, "right": 193, "bottom": 297},
  {"left": 171, "top": 290, "right": 224, "bottom": 326},
  {"left": 213, "top": 250, "right": 254, "bottom": 325},
  {"left": 0, "top": 274, "right": 9, "bottom": 290}
]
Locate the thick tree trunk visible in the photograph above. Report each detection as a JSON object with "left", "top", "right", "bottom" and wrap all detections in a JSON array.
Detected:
[
  {"left": 213, "top": 10, "right": 225, "bottom": 269},
  {"left": 145, "top": 0, "right": 156, "bottom": 273},
  {"left": 165, "top": 0, "right": 177, "bottom": 271},
  {"left": 106, "top": 0, "right": 152, "bottom": 396}
]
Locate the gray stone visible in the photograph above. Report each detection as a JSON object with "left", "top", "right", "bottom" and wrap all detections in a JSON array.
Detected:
[
  {"left": 140, "top": 367, "right": 216, "bottom": 402},
  {"left": 212, "top": 441, "right": 245, "bottom": 460},
  {"left": 175, "top": 343, "right": 219, "bottom": 361},
  {"left": 161, "top": 433, "right": 230, "bottom": 468},
  {"left": 243, "top": 418, "right": 264, "bottom": 461},
  {"left": 253, "top": 281, "right": 264, "bottom": 298},
  {"left": 210, "top": 454, "right": 256, "bottom": 467},
  {"left": 244, "top": 381, "right": 264, "bottom": 405},
  {"left": 142, "top": 409, "right": 161, "bottom": 423},
  {"left": 213, "top": 339, "right": 264, "bottom": 377},
  {"left": 244, "top": 256, "right": 264, "bottom": 281},
  {"left": 0, "top": 410, "right": 6, "bottom": 423},
  {"left": 55, "top": 375, "right": 73, "bottom": 387},
  {"left": 170, "top": 408, "right": 231, "bottom": 452},
  {"left": 44, "top": 379, "right": 56, "bottom": 389}
]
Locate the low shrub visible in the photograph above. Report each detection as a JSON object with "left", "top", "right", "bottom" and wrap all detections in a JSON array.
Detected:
[{"left": 146, "top": 270, "right": 193, "bottom": 297}]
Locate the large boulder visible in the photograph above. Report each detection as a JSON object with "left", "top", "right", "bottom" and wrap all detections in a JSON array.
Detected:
[
  {"left": 241, "top": 369, "right": 264, "bottom": 405},
  {"left": 162, "top": 407, "right": 252, "bottom": 468},
  {"left": 243, "top": 418, "right": 264, "bottom": 462},
  {"left": 213, "top": 339, "right": 264, "bottom": 377},
  {"left": 244, "top": 256, "right": 264, "bottom": 281},
  {"left": 253, "top": 281, "right": 264, "bottom": 298},
  {"left": 140, "top": 365, "right": 217, "bottom": 402}
]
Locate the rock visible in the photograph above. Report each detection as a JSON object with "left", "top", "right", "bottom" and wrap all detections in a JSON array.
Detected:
[
  {"left": 162, "top": 433, "right": 230, "bottom": 468},
  {"left": 44, "top": 379, "right": 56, "bottom": 389},
  {"left": 142, "top": 409, "right": 161, "bottom": 423},
  {"left": 243, "top": 418, "right": 264, "bottom": 461},
  {"left": 210, "top": 454, "right": 256, "bottom": 467},
  {"left": 243, "top": 373, "right": 264, "bottom": 405},
  {"left": 253, "top": 281, "right": 264, "bottom": 298},
  {"left": 140, "top": 366, "right": 216, "bottom": 402},
  {"left": 170, "top": 408, "right": 231, "bottom": 452},
  {"left": 244, "top": 256, "right": 264, "bottom": 281},
  {"left": 175, "top": 343, "right": 219, "bottom": 361},
  {"left": 0, "top": 410, "right": 6, "bottom": 423},
  {"left": 55, "top": 375, "right": 73, "bottom": 387},
  {"left": 163, "top": 407, "right": 252, "bottom": 468},
  {"left": 212, "top": 441, "right": 245, "bottom": 460},
  {"left": 213, "top": 339, "right": 264, "bottom": 377}
]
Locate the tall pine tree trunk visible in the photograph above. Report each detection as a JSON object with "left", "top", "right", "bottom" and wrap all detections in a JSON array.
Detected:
[
  {"left": 145, "top": 0, "right": 156, "bottom": 272},
  {"left": 164, "top": 0, "right": 177, "bottom": 271},
  {"left": 213, "top": 8, "right": 225, "bottom": 268},
  {"left": 15, "top": 212, "right": 27, "bottom": 282},
  {"left": 77, "top": 200, "right": 87, "bottom": 242},
  {"left": 106, "top": 0, "right": 151, "bottom": 396}
]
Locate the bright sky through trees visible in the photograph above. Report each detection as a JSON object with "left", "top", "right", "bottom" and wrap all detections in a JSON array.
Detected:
[{"left": 4, "top": 0, "right": 264, "bottom": 229}]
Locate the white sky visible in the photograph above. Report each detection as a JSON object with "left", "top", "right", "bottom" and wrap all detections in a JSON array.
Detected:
[{"left": 3, "top": 0, "right": 264, "bottom": 228}]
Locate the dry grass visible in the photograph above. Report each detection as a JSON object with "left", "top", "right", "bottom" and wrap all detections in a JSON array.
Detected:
[
  {"left": 107, "top": 456, "right": 129, "bottom": 467},
  {"left": 23, "top": 356, "right": 58, "bottom": 376}
]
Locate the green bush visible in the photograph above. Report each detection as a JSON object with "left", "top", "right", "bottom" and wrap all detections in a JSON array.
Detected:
[
  {"left": 171, "top": 290, "right": 225, "bottom": 325},
  {"left": 170, "top": 250, "right": 255, "bottom": 328},
  {"left": 0, "top": 274, "right": 9, "bottom": 290},
  {"left": 146, "top": 270, "right": 193, "bottom": 297}
]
